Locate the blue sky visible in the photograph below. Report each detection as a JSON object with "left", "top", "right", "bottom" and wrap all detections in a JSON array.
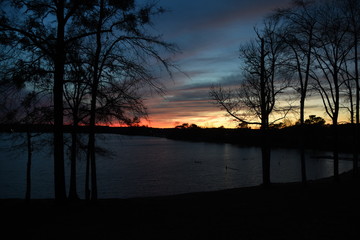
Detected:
[{"left": 139, "top": 0, "right": 293, "bottom": 128}]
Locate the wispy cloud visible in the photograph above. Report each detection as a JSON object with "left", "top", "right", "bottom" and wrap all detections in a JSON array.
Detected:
[{"left": 141, "top": 0, "right": 294, "bottom": 128}]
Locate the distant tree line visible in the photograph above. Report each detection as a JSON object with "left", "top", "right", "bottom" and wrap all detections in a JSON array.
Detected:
[
  {"left": 0, "top": 0, "right": 176, "bottom": 201},
  {"left": 211, "top": 0, "right": 360, "bottom": 185},
  {"left": 175, "top": 123, "right": 201, "bottom": 129}
]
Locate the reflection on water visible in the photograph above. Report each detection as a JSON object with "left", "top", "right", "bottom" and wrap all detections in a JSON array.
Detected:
[{"left": 0, "top": 133, "right": 353, "bottom": 199}]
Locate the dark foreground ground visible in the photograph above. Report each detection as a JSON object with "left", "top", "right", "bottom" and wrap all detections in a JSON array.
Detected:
[{"left": 2, "top": 171, "right": 360, "bottom": 240}]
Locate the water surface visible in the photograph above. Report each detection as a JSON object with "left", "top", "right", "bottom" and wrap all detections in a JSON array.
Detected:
[{"left": 0, "top": 133, "right": 352, "bottom": 199}]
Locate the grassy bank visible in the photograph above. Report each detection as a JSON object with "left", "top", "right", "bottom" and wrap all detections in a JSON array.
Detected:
[{"left": 2, "top": 170, "right": 360, "bottom": 240}]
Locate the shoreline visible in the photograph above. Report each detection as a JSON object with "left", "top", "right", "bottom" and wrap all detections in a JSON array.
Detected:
[
  {"left": 2, "top": 170, "right": 360, "bottom": 239},
  {"left": 2, "top": 124, "right": 359, "bottom": 153}
]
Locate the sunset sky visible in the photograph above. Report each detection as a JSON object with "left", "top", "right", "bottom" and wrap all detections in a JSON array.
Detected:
[{"left": 136, "top": 0, "right": 330, "bottom": 128}]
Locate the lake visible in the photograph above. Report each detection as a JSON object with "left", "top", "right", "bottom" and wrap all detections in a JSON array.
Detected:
[{"left": 0, "top": 133, "right": 353, "bottom": 199}]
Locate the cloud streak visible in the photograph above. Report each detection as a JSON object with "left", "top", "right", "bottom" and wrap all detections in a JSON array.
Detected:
[{"left": 140, "top": 0, "right": 296, "bottom": 128}]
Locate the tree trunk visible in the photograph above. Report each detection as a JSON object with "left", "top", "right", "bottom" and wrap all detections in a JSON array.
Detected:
[
  {"left": 353, "top": 124, "right": 359, "bottom": 176},
  {"left": 260, "top": 37, "right": 271, "bottom": 186},
  {"left": 85, "top": 145, "right": 91, "bottom": 200},
  {"left": 353, "top": 31, "right": 359, "bottom": 176},
  {"left": 53, "top": 1, "right": 66, "bottom": 201},
  {"left": 348, "top": 84, "right": 355, "bottom": 124},
  {"left": 25, "top": 130, "right": 32, "bottom": 202},
  {"left": 299, "top": 97, "right": 307, "bottom": 185},
  {"left": 261, "top": 130, "right": 271, "bottom": 186},
  {"left": 333, "top": 122, "right": 339, "bottom": 181},
  {"left": 299, "top": 125, "right": 307, "bottom": 185},
  {"left": 88, "top": 132, "right": 97, "bottom": 200},
  {"left": 333, "top": 69, "right": 340, "bottom": 181},
  {"left": 86, "top": 0, "right": 105, "bottom": 200},
  {"left": 68, "top": 119, "right": 79, "bottom": 200},
  {"left": 299, "top": 97, "right": 305, "bottom": 126},
  {"left": 298, "top": 33, "right": 312, "bottom": 185}
]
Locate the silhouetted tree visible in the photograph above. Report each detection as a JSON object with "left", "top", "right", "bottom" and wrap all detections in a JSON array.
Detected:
[
  {"left": 0, "top": 71, "right": 51, "bottom": 201},
  {"left": 341, "top": 65, "right": 356, "bottom": 124},
  {"left": 175, "top": 123, "right": 201, "bottom": 129},
  {"left": 0, "top": 77, "right": 34, "bottom": 201},
  {"left": 189, "top": 124, "right": 200, "bottom": 129},
  {"left": 275, "top": 0, "right": 317, "bottom": 126},
  {"left": 68, "top": 0, "right": 176, "bottom": 200},
  {"left": 0, "top": 0, "right": 99, "bottom": 200},
  {"left": 1, "top": 0, "right": 176, "bottom": 201},
  {"left": 342, "top": 0, "right": 360, "bottom": 126},
  {"left": 341, "top": 0, "right": 360, "bottom": 176},
  {"left": 21, "top": 91, "right": 51, "bottom": 201},
  {"left": 304, "top": 115, "right": 325, "bottom": 125},
  {"left": 63, "top": 41, "right": 90, "bottom": 200},
  {"left": 237, "top": 122, "right": 250, "bottom": 129},
  {"left": 310, "top": 0, "right": 354, "bottom": 180},
  {"left": 210, "top": 19, "right": 292, "bottom": 186},
  {"left": 274, "top": 0, "right": 319, "bottom": 184},
  {"left": 175, "top": 123, "right": 189, "bottom": 129},
  {"left": 0, "top": 25, "right": 54, "bottom": 199},
  {"left": 273, "top": 0, "right": 360, "bottom": 181}
]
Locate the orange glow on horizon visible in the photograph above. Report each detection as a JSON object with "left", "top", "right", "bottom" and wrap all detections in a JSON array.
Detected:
[
  {"left": 138, "top": 111, "right": 242, "bottom": 129},
  {"left": 105, "top": 112, "right": 352, "bottom": 129},
  {"left": 103, "top": 114, "right": 240, "bottom": 129}
]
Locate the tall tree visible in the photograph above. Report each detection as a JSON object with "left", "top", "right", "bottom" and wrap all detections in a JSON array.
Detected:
[
  {"left": 68, "top": 0, "right": 176, "bottom": 200},
  {"left": 341, "top": 0, "right": 360, "bottom": 175},
  {"left": 0, "top": 66, "right": 52, "bottom": 201},
  {"left": 1, "top": 0, "right": 175, "bottom": 200},
  {"left": 63, "top": 40, "right": 90, "bottom": 200},
  {"left": 52, "top": 0, "right": 67, "bottom": 201},
  {"left": 210, "top": 19, "right": 291, "bottom": 186},
  {"left": 0, "top": 25, "right": 53, "bottom": 199},
  {"left": 275, "top": 0, "right": 317, "bottom": 126},
  {"left": 274, "top": 0, "right": 318, "bottom": 184},
  {"left": 343, "top": 0, "right": 360, "bottom": 127},
  {"left": 21, "top": 91, "right": 51, "bottom": 201},
  {"left": 0, "top": 0, "right": 98, "bottom": 200},
  {"left": 310, "top": 0, "right": 353, "bottom": 180}
]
